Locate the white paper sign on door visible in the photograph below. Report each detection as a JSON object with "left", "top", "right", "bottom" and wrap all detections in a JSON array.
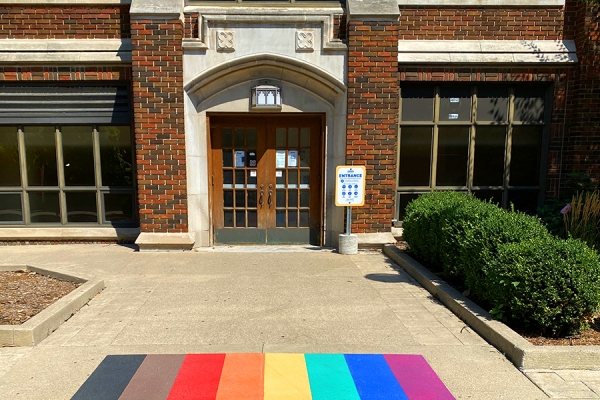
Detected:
[
  {"left": 276, "top": 150, "right": 286, "bottom": 168},
  {"left": 235, "top": 151, "right": 245, "bottom": 168},
  {"left": 288, "top": 150, "right": 298, "bottom": 167}
]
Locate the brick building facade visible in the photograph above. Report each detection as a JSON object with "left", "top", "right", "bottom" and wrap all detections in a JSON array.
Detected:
[{"left": 0, "top": 0, "right": 597, "bottom": 249}]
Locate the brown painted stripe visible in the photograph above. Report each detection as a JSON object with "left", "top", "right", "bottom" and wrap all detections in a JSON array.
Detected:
[{"left": 118, "top": 354, "right": 185, "bottom": 400}]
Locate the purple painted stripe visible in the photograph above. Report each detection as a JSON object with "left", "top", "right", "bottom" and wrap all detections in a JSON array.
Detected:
[
  {"left": 384, "top": 354, "right": 455, "bottom": 400},
  {"left": 118, "top": 354, "right": 185, "bottom": 400}
]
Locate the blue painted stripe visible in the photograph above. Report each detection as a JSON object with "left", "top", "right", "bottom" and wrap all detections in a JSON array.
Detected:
[
  {"left": 305, "top": 354, "right": 361, "bottom": 400},
  {"left": 344, "top": 354, "right": 408, "bottom": 400},
  {"left": 71, "top": 355, "right": 146, "bottom": 400}
]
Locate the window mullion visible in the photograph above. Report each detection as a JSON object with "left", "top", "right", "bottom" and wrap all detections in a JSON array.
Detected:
[
  {"left": 17, "top": 126, "right": 30, "bottom": 225},
  {"left": 504, "top": 89, "right": 515, "bottom": 209},
  {"left": 93, "top": 126, "right": 103, "bottom": 225},
  {"left": 55, "top": 126, "right": 67, "bottom": 225},
  {"left": 431, "top": 86, "right": 440, "bottom": 189},
  {"left": 469, "top": 87, "right": 476, "bottom": 191}
]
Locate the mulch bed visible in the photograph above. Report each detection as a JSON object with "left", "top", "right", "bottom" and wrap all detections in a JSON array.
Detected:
[
  {"left": 395, "top": 242, "right": 600, "bottom": 346},
  {"left": 0, "top": 270, "right": 81, "bottom": 326}
]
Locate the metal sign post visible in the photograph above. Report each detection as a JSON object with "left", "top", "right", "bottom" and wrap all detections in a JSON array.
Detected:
[{"left": 335, "top": 166, "right": 366, "bottom": 254}]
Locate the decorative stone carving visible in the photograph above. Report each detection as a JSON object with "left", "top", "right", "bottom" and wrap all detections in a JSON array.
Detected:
[
  {"left": 296, "top": 30, "right": 314, "bottom": 52},
  {"left": 216, "top": 30, "right": 235, "bottom": 52}
]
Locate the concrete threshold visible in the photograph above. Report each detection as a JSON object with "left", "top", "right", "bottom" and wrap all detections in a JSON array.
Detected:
[
  {"left": 383, "top": 245, "right": 600, "bottom": 370},
  {"left": 0, "top": 265, "right": 105, "bottom": 347}
]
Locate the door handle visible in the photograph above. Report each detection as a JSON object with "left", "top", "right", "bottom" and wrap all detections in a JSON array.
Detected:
[
  {"left": 268, "top": 190, "right": 273, "bottom": 207},
  {"left": 259, "top": 190, "right": 264, "bottom": 206}
]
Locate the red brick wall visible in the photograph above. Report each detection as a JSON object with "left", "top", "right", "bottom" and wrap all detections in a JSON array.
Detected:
[
  {"left": 0, "top": 66, "right": 130, "bottom": 81},
  {"left": 564, "top": 4, "right": 600, "bottom": 186},
  {"left": 399, "top": 7, "right": 565, "bottom": 40},
  {"left": 347, "top": 19, "right": 399, "bottom": 232},
  {"left": 0, "top": 6, "right": 130, "bottom": 39},
  {"left": 131, "top": 19, "right": 188, "bottom": 233}
]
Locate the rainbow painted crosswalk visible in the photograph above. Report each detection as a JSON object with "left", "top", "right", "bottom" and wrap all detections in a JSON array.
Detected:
[{"left": 71, "top": 353, "right": 455, "bottom": 400}]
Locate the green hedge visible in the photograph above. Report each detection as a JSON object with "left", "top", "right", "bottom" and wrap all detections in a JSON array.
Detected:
[{"left": 403, "top": 192, "right": 600, "bottom": 336}]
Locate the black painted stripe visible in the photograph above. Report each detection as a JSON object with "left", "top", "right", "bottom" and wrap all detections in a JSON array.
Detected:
[{"left": 71, "top": 355, "right": 146, "bottom": 400}]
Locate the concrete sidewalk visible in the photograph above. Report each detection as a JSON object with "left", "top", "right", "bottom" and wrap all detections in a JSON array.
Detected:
[{"left": 0, "top": 244, "right": 545, "bottom": 399}]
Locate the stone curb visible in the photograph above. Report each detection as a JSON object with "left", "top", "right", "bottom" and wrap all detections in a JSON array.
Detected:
[
  {"left": 0, "top": 265, "right": 105, "bottom": 347},
  {"left": 383, "top": 245, "right": 600, "bottom": 370}
]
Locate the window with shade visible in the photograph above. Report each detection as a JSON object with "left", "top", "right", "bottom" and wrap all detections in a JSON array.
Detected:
[
  {"left": 0, "top": 125, "right": 136, "bottom": 226},
  {"left": 397, "top": 83, "right": 549, "bottom": 220}
]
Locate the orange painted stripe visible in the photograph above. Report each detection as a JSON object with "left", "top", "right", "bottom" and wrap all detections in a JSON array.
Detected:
[{"left": 214, "top": 353, "right": 264, "bottom": 400}]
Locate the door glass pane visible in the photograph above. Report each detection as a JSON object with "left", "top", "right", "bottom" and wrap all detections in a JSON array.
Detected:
[
  {"left": 477, "top": 87, "right": 508, "bottom": 122},
  {"left": 247, "top": 129, "right": 257, "bottom": 147},
  {"left": 300, "top": 150, "right": 310, "bottom": 167},
  {"left": 300, "top": 210, "right": 309, "bottom": 227},
  {"left": 300, "top": 128, "right": 310, "bottom": 147},
  {"left": 236, "top": 210, "right": 245, "bottom": 227},
  {"left": 222, "top": 128, "right": 232, "bottom": 147},
  {"left": 235, "top": 191, "right": 245, "bottom": 207},
  {"left": 473, "top": 190, "right": 503, "bottom": 206},
  {"left": 276, "top": 170, "right": 285, "bottom": 188},
  {"left": 224, "top": 210, "right": 234, "bottom": 227},
  {"left": 288, "top": 128, "right": 299, "bottom": 147},
  {"left": 508, "top": 190, "right": 539, "bottom": 214},
  {"left": 234, "top": 128, "right": 244, "bottom": 147},
  {"left": 0, "top": 193, "right": 22, "bottom": 222},
  {"left": 514, "top": 87, "right": 545, "bottom": 122},
  {"left": 223, "top": 150, "right": 232, "bottom": 167},
  {"left": 288, "top": 170, "right": 298, "bottom": 188},
  {"left": 247, "top": 170, "right": 257, "bottom": 187},
  {"left": 248, "top": 210, "right": 257, "bottom": 227},
  {"left": 276, "top": 128, "right": 286, "bottom": 147},
  {"left": 436, "top": 126, "right": 469, "bottom": 186},
  {"left": 510, "top": 126, "right": 542, "bottom": 186},
  {"left": 25, "top": 126, "right": 58, "bottom": 187},
  {"left": 440, "top": 86, "right": 471, "bottom": 122},
  {"left": 276, "top": 190, "right": 285, "bottom": 206},
  {"left": 399, "top": 126, "right": 432, "bottom": 186},
  {"left": 62, "top": 126, "right": 95, "bottom": 186},
  {"left": 300, "top": 190, "right": 309, "bottom": 207},
  {"left": 29, "top": 191, "right": 60, "bottom": 223},
  {"left": 99, "top": 126, "right": 133, "bottom": 187},
  {"left": 247, "top": 151, "right": 257, "bottom": 168},
  {"left": 223, "top": 190, "right": 233, "bottom": 207},
  {"left": 474, "top": 126, "right": 506, "bottom": 186},
  {"left": 223, "top": 170, "right": 233, "bottom": 187},
  {"left": 235, "top": 170, "right": 245, "bottom": 188},
  {"left": 401, "top": 86, "right": 434, "bottom": 122},
  {"left": 0, "top": 127, "right": 21, "bottom": 187},
  {"left": 66, "top": 192, "right": 97, "bottom": 222},
  {"left": 104, "top": 193, "right": 134, "bottom": 222},
  {"left": 288, "top": 210, "right": 298, "bottom": 227},
  {"left": 247, "top": 190, "right": 257, "bottom": 207},
  {"left": 288, "top": 189, "right": 298, "bottom": 207},
  {"left": 300, "top": 171, "right": 310, "bottom": 188},
  {"left": 276, "top": 210, "right": 286, "bottom": 227}
]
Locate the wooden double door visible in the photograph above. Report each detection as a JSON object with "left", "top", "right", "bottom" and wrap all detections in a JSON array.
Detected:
[{"left": 210, "top": 115, "right": 323, "bottom": 245}]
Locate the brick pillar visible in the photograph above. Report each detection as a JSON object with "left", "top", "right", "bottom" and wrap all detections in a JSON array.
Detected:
[
  {"left": 346, "top": 11, "right": 400, "bottom": 233},
  {"left": 565, "top": 3, "right": 600, "bottom": 183},
  {"left": 131, "top": 18, "right": 187, "bottom": 233}
]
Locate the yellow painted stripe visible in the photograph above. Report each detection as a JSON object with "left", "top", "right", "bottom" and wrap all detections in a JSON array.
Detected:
[{"left": 264, "top": 353, "right": 312, "bottom": 400}]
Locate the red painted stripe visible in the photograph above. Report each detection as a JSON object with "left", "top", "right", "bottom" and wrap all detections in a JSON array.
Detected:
[{"left": 167, "top": 354, "right": 226, "bottom": 400}]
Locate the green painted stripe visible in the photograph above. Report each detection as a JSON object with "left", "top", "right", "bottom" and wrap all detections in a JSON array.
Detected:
[{"left": 305, "top": 354, "right": 360, "bottom": 400}]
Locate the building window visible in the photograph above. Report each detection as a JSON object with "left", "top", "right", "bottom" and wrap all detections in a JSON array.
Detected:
[
  {"left": 397, "top": 83, "right": 549, "bottom": 220},
  {"left": 0, "top": 125, "right": 136, "bottom": 226}
]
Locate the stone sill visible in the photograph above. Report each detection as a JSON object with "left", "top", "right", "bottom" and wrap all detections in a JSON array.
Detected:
[{"left": 0, "top": 227, "right": 140, "bottom": 241}]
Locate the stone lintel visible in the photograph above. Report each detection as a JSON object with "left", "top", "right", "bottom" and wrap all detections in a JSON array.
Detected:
[
  {"left": 135, "top": 232, "right": 195, "bottom": 252},
  {"left": 347, "top": 0, "right": 400, "bottom": 21},
  {"left": 130, "top": 0, "right": 182, "bottom": 18}
]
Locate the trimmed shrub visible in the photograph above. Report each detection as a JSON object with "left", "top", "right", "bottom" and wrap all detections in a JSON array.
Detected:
[
  {"left": 403, "top": 191, "right": 600, "bottom": 335},
  {"left": 487, "top": 237, "right": 600, "bottom": 336}
]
